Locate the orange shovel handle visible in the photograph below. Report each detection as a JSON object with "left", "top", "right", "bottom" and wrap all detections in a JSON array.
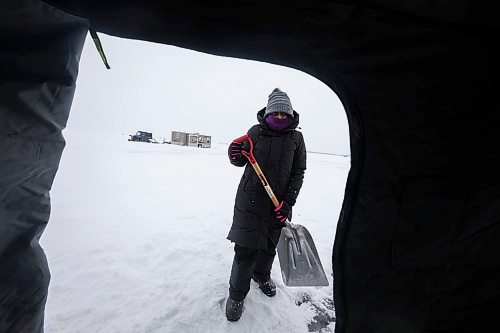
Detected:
[{"left": 232, "top": 134, "right": 280, "bottom": 208}]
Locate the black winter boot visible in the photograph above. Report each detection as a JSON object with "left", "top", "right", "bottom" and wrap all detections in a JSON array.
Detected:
[
  {"left": 225, "top": 297, "right": 244, "bottom": 321},
  {"left": 252, "top": 274, "right": 277, "bottom": 297}
]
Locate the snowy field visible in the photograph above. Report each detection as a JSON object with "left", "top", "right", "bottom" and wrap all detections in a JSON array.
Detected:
[{"left": 41, "top": 129, "right": 350, "bottom": 333}]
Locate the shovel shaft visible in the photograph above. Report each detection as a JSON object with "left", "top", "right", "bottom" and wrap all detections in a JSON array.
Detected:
[
  {"left": 233, "top": 134, "right": 280, "bottom": 208},
  {"left": 249, "top": 161, "right": 280, "bottom": 208},
  {"left": 250, "top": 159, "right": 292, "bottom": 227}
]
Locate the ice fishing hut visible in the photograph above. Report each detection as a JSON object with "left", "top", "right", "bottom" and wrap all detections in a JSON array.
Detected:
[
  {"left": 171, "top": 131, "right": 211, "bottom": 148},
  {"left": 171, "top": 131, "right": 188, "bottom": 146}
]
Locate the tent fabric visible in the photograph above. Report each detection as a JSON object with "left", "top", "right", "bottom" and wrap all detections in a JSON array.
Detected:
[
  {"left": 0, "top": 1, "right": 88, "bottom": 331},
  {"left": 1, "top": 1, "right": 499, "bottom": 332}
]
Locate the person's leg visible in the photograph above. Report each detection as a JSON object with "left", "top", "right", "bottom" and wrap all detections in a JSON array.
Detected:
[
  {"left": 226, "top": 244, "right": 258, "bottom": 321},
  {"left": 228, "top": 244, "right": 258, "bottom": 301},
  {"left": 253, "top": 227, "right": 282, "bottom": 283}
]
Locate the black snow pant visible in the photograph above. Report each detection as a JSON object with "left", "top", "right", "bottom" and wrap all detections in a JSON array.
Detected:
[{"left": 229, "top": 226, "right": 282, "bottom": 301}]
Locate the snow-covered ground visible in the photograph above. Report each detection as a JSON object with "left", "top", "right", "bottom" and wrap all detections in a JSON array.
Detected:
[{"left": 41, "top": 129, "right": 350, "bottom": 333}]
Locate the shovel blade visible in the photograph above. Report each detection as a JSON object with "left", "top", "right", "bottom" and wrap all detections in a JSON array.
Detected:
[{"left": 277, "top": 223, "right": 329, "bottom": 287}]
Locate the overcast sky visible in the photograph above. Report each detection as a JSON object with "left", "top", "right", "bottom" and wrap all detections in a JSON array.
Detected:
[{"left": 68, "top": 34, "right": 350, "bottom": 155}]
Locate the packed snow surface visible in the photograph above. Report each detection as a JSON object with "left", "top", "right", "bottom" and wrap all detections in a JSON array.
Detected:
[{"left": 42, "top": 129, "right": 349, "bottom": 333}]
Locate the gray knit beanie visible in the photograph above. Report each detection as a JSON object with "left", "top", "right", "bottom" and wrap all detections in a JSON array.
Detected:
[{"left": 264, "top": 88, "right": 294, "bottom": 118}]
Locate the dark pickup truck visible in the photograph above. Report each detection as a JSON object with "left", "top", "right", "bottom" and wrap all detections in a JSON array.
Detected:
[{"left": 128, "top": 131, "right": 154, "bottom": 142}]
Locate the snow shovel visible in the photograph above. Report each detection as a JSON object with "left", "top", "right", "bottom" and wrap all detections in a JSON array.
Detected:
[{"left": 232, "top": 134, "right": 329, "bottom": 287}]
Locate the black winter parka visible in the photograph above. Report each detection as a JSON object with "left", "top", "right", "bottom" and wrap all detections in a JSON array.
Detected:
[{"left": 227, "top": 108, "right": 306, "bottom": 250}]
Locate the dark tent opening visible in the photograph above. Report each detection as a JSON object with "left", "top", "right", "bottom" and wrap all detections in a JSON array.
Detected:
[{"left": 1, "top": 1, "right": 499, "bottom": 332}]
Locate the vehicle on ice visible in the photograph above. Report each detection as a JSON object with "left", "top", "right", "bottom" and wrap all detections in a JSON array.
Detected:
[{"left": 128, "top": 131, "right": 156, "bottom": 143}]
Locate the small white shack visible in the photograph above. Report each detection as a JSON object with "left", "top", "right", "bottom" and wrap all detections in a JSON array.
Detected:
[{"left": 171, "top": 131, "right": 211, "bottom": 148}]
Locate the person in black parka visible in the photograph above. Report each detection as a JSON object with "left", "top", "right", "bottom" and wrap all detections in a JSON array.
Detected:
[{"left": 225, "top": 88, "right": 307, "bottom": 321}]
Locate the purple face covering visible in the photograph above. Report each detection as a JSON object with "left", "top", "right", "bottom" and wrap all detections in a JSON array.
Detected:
[{"left": 266, "top": 115, "right": 292, "bottom": 132}]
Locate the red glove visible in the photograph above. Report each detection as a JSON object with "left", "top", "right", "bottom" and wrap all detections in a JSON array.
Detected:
[{"left": 274, "top": 201, "right": 291, "bottom": 223}]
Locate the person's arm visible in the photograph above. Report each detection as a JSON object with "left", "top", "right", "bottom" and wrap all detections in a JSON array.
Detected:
[{"left": 283, "top": 133, "right": 306, "bottom": 206}]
